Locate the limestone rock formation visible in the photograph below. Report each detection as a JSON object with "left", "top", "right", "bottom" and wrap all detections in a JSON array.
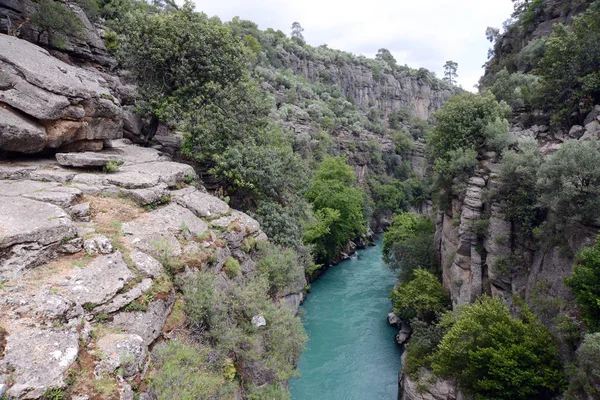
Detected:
[
  {"left": 0, "top": 34, "right": 134, "bottom": 154},
  {"left": 0, "top": 142, "right": 298, "bottom": 398}
]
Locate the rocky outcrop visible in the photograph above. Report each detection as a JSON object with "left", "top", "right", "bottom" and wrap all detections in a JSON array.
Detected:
[
  {"left": 0, "top": 34, "right": 138, "bottom": 154},
  {"left": 0, "top": 0, "right": 115, "bottom": 68},
  {"left": 279, "top": 52, "right": 451, "bottom": 120},
  {"left": 398, "top": 353, "right": 458, "bottom": 400},
  {"left": 0, "top": 142, "right": 301, "bottom": 398}
]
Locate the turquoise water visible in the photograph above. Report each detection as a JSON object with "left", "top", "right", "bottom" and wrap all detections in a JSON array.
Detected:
[{"left": 290, "top": 239, "right": 401, "bottom": 400}]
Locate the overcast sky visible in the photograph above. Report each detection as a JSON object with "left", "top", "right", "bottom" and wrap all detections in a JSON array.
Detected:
[{"left": 191, "top": 0, "right": 514, "bottom": 90}]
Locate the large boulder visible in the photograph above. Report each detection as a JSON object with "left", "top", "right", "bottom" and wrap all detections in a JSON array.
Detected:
[
  {"left": 0, "top": 34, "right": 123, "bottom": 153},
  {"left": 0, "top": 196, "right": 77, "bottom": 280}
]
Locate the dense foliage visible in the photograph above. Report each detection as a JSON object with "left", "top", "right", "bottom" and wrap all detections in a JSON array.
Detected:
[
  {"left": 565, "top": 237, "right": 600, "bottom": 332},
  {"left": 537, "top": 2, "right": 600, "bottom": 125},
  {"left": 538, "top": 139, "right": 600, "bottom": 234},
  {"left": 383, "top": 213, "right": 437, "bottom": 280},
  {"left": 305, "top": 157, "right": 366, "bottom": 263},
  {"left": 390, "top": 269, "right": 450, "bottom": 324},
  {"left": 428, "top": 93, "right": 509, "bottom": 204},
  {"left": 32, "top": 0, "right": 84, "bottom": 46},
  {"left": 565, "top": 332, "right": 600, "bottom": 399},
  {"left": 431, "top": 296, "right": 565, "bottom": 400}
]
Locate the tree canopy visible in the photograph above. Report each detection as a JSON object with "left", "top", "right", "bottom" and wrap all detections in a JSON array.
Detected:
[{"left": 431, "top": 296, "right": 565, "bottom": 399}]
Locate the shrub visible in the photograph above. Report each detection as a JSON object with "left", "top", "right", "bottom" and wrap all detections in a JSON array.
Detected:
[
  {"left": 183, "top": 271, "right": 215, "bottom": 334},
  {"left": 223, "top": 257, "right": 241, "bottom": 278},
  {"left": 427, "top": 92, "right": 509, "bottom": 163},
  {"left": 103, "top": 160, "right": 120, "bottom": 173},
  {"left": 537, "top": 3, "right": 600, "bottom": 125},
  {"left": 390, "top": 269, "right": 450, "bottom": 323},
  {"left": 472, "top": 219, "right": 489, "bottom": 238},
  {"left": 403, "top": 318, "right": 446, "bottom": 378},
  {"left": 149, "top": 341, "right": 236, "bottom": 400},
  {"left": 255, "top": 241, "right": 303, "bottom": 296},
  {"left": 431, "top": 296, "right": 566, "bottom": 399},
  {"left": 487, "top": 69, "right": 540, "bottom": 111},
  {"left": 392, "top": 130, "right": 414, "bottom": 157},
  {"left": 565, "top": 237, "right": 600, "bottom": 332}
]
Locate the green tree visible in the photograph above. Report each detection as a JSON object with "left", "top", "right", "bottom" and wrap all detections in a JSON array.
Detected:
[
  {"left": 390, "top": 269, "right": 450, "bottom": 323},
  {"left": 496, "top": 138, "right": 543, "bottom": 244},
  {"left": 537, "top": 139, "right": 600, "bottom": 233},
  {"left": 537, "top": 3, "right": 600, "bottom": 125},
  {"left": 31, "top": 0, "right": 85, "bottom": 45},
  {"left": 383, "top": 213, "right": 438, "bottom": 279},
  {"left": 431, "top": 296, "right": 566, "bottom": 399},
  {"left": 291, "top": 21, "right": 304, "bottom": 40},
  {"left": 305, "top": 157, "right": 366, "bottom": 263},
  {"left": 443, "top": 60, "right": 458, "bottom": 85},
  {"left": 565, "top": 333, "right": 600, "bottom": 399},
  {"left": 376, "top": 48, "right": 397, "bottom": 66},
  {"left": 119, "top": 2, "right": 261, "bottom": 143},
  {"left": 565, "top": 237, "right": 600, "bottom": 332},
  {"left": 428, "top": 92, "right": 509, "bottom": 163}
]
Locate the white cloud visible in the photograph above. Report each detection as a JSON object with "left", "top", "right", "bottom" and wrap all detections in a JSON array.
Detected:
[{"left": 191, "top": 0, "right": 514, "bottom": 90}]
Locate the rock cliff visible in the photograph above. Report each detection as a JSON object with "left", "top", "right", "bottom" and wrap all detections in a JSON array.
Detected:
[{"left": 278, "top": 51, "right": 451, "bottom": 121}]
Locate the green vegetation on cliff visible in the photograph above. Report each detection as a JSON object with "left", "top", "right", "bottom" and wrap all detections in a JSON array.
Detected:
[{"left": 431, "top": 297, "right": 565, "bottom": 400}]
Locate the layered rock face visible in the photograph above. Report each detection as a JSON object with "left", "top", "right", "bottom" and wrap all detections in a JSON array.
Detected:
[
  {"left": 0, "top": 34, "right": 135, "bottom": 154},
  {"left": 0, "top": 141, "right": 304, "bottom": 399},
  {"left": 280, "top": 52, "right": 451, "bottom": 120}
]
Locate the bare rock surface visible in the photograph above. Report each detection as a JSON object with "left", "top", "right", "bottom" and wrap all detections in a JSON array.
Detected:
[
  {"left": 171, "top": 186, "right": 230, "bottom": 218},
  {"left": 1, "top": 327, "right": 79, "bottom": 399},
  {"left": 56, "top": 152, "right": 124, "bottom": 168},
  {"left": 109, "top": 294, "right": 175, "bottom": 346},
  {"left": 67, "top": 252, "right": 135, "bottom": 306},
  {"left": 95, "top": 334, "right": 147, "bottom": 378},
  {"left": 0, "top": 196, "right": 76, "bottom": 279}
]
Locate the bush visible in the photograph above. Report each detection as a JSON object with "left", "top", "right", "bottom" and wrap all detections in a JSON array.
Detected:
[
  {"left": 183, "top": 271, "right": 215, "bottom": 334},
  {"left": 183, "top": 272, "right": 307, "bottom": 384},
  {"left": 149, "top": 341, "right": 236, "bottom": 400},
  {"left": 392, "top": 130, "right": 414, "bottom": 157},
  {"left": 403, "top": 318, "right": 446, "bottom": 377},
  {"left": 487, "top": 69, "right": 540, "bottom": 111},
  {"left": 390, "top": 269, "right": 450, "bottom": 323},
  {"left": 223, "top": 257, "right": 241, "bottom": 278},
  {"left": 431, "top": 296, "right": 566, "bottom": 399},
  {"left": 427, "top": 92, "right": 509, "bottom": 163},
  {"left": 383, "top": 213, "right": 438, "bottom": 279},
  {"left": 565, "top": 236, "right": 600, "bottom": 332},
  {"left": 256, "top": 241, "right": 304, "bottom": 296}
]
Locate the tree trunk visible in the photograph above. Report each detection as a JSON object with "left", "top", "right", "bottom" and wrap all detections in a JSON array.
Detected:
[{"left": 143, "top": 114, "right": 160, "bottom": 145}]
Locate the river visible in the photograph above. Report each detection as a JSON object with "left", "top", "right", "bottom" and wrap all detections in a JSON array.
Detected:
[{"left": 290, "top": 239, "right": 401, "bottom": 400}]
